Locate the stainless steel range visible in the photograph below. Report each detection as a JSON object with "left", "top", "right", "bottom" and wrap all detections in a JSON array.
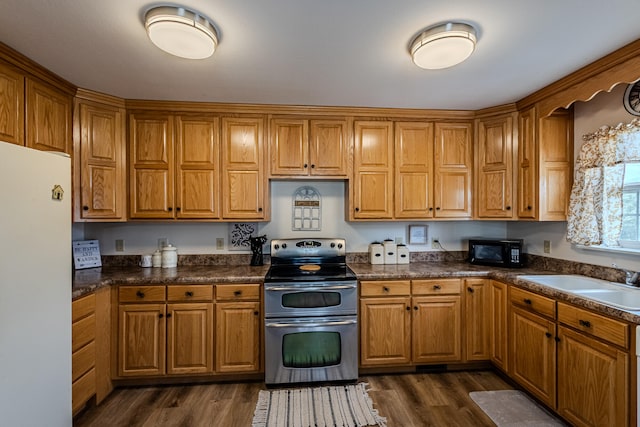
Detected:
[{"left": 264, "top": 238, "right": 358, "bottom": 385}]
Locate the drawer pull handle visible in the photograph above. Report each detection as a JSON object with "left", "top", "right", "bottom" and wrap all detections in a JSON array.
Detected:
[
  {"left": 433, "top": 285, "right": 441, "bottom": 290},
  {"left": 523, "top": 298, "right": 532, "bottom": 305},
  {"left": 185, "top": 291, "right": 194, "bottom": 297},
  {"left": 467, "top": 287, "right": 474, "bottom": 293},
  {"left": 579, "top": 319, "right": 591, "bottom": 328},
  {"left": 234, "top": 290, "right": 242, "bottom": 296},
  {"left": 545, "top": 332, "right": 552, "bottom": 338},
  {"left": 383, "top": 286, "right": 389, "bottom": 293},
  {"left": 136, "top": 290, "right": 145, "bottom": 298}
]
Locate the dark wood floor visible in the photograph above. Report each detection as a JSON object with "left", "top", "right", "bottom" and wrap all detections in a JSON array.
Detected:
[{"left": 73, "top": 370, "right": 514, "bottom": 426}]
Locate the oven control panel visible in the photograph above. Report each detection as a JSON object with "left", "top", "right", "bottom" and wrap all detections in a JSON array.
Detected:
[{"left": 270, "top": 238, "right": 346, "bottom": 260}]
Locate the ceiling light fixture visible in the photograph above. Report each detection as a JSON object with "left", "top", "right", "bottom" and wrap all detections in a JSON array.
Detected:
[
  {"left": 144, "top": 6, "right": 218, "bottom": 60},
  {"left": 410, "top": 22, "right": 476, "bottom": 70}
]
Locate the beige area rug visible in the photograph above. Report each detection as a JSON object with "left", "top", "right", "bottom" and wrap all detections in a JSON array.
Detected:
[
  {"left": 470, "top": 390, "right": 567, "bottom": 426},
  {"left": 252, "top": 383, "right": 386, "bottom": 427}
]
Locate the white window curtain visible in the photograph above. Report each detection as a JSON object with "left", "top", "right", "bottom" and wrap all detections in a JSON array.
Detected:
[{"left": 567, "top": 118, "right": 640, "bottom": 246}]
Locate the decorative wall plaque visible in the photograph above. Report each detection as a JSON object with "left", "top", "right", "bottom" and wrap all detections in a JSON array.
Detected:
[
  {"left": 229, "top": 223, "right": 257, "bottom": 251},
  {"left": 292, "top": 186, "right": 321, "bottom": 231}
]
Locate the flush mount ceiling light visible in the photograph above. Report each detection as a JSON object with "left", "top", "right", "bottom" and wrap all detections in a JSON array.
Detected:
[
  {"left": 144, "top": 5, "right": 218, "bottom": 59},
  {"left": 410, "top": 22, "right": 477, "bottom": 70}
]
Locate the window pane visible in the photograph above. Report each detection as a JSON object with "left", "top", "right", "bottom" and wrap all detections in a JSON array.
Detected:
[
  {"left": 622, "top": 192, "right": 638, "bottom": 215},
  {"left": 624, "top": 163, "right": 640, "bottom": 185}
]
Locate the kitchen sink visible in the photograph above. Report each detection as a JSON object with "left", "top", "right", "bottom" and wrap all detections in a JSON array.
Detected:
[{"left": 518, "top": 274, "right": 640, "bottom": 310}]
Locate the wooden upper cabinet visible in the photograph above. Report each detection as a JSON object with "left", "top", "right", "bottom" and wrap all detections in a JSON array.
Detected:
[
  {"left": 0, "top": 61, "right": 24, "bottom": 146},
  {"left": 433, "top": 122, "right": 473, "bottom": 218},
  {"left": 475, "top": 113, "right": 516, "bottom": 219},
  {"left": 270, "top": 118, "right": 348, "bottom": 177},
  {"left": 517, "top": 106, "right": 573, "bottom": 221},
  {"left": 395, "top": 122, "right": 434, "bottom": 218},
  {"left": 129, "top": 113, "right": 174, "bottom": 219},
  {"left": 175, "top": 116, "right": 219, "bottom": 219},
  {"left": 221, "top": 116, "right": 266, "bottom": 219},
  {"left": 352, "top": 120, "right": 394, "bottom": 219},
  {"left": 26, "top": 78, "right": 72, "bottom": 154},
  {"left": 76, "top": 100, "right": 126, "bottom": 221}
]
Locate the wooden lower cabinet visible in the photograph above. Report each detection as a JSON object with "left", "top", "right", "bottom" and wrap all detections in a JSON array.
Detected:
[
  {"left": 167, "top": 303, "right": 214, "bottom": 375},
  {"left": 557, "top": 325, "right": 628, "bottom": 427},
  {"left": 489, "top": 280, "right": 508, "bottom": 371},
  {"left": 360, "top": 296, "right": 411, "bottom": 366},
  {"left": 215, "top": 301, "right": 261, "bottom": 373},
  {"left": 464, "top": 279, "right": 490, "bottom": 361},
  {"left": 412, "top": 296, "right": 461, "bottom": 363},
  {"left": 118, "top": 303, "right": 166, "bottom": 377}
]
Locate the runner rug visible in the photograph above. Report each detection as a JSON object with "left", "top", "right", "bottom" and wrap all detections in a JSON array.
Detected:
[
  {"left": 470, "top": 390, "right": 566, "bottom": 426},
  {"left": 251, "top": 383, "right": 387, "bottom": 427}
]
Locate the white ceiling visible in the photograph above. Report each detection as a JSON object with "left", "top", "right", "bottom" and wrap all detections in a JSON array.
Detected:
[{"left": 1, "top": 0, "right": 640, "bottom": 110}]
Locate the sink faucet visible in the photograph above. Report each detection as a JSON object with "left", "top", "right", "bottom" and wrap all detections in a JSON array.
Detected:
[{"left": 612, "top": 264, "right": 640, "bottom": 286}]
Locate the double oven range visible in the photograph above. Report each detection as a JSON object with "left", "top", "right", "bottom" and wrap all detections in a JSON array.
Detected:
[{"left": 264, "top": 238, "right": 358, "bottom": 385}]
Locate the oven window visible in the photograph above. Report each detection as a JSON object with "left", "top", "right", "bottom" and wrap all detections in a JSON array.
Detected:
[
  {"left": 281, "top": 291, "right": 341, "bottom": 309},
  {"left": 475, "top": 245, "right": 503, "bottom": 261},
  {"left": 282, "top": 332, "right": 341, "bottom": 368}
]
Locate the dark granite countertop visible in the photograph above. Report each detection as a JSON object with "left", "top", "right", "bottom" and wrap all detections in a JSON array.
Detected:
[{"left": 73, "top": 261, "right": 640, "bottom": 324}]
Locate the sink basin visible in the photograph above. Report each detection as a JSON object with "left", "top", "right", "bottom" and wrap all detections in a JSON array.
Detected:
[
  {"left": 518, "top": 275, "right": 612, "bottom": 291},
  {"left": 518, "top": 274, "right": 640, "bottom": 311}
]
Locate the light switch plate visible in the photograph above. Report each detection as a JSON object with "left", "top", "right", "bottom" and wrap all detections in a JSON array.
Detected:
[
  {"left": 543, "top": 240, "right": 551, "bottom": 253},
  {"left": 115, "top": 239, "right": 124, "bottom": 252},
  {"left": 216, "top": 238, "right": 224, "bottom": 250}
]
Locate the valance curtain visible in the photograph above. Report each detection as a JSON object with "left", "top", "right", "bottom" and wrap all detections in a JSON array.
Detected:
[{"left": 567, "top": 118, "right": 640, "bottom": 246}]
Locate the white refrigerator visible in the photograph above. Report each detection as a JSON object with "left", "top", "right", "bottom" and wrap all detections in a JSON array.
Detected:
[{"left": 0, "top": 142, "right": 72, "bottom": 426}]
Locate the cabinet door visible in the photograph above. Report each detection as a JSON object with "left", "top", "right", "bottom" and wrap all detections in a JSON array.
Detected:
[
  {"left": 489, "top": 280, "right": 508, "bottom": 371},
  {"left": 215, "top": 301, "right": 261, "bottom": 373},
  {"left": 509, "top": 304, "right": 556, "bottom": 408},
  {"left": 118, "top": 304, "right": 166, "bottom": 377},
  {"left": 25, "top": 78, "right": 72, "bottom": 153},
  {"left": 270, "top": 118, "right": 308, "bottom": 176},
  {"left": 539, "top": 109, "right": 573, "bottom": 221},
  {"left": 557, "top": 326, "right": 628, "bottom": 427},
  {"left": 78, "top": 102, "right": 126, "bottom": 220},
  {"left": 129, "top": 113, "right": 174, "bottom": 218},
  {"left": 352, "top": 121, "right": 394, "bottom": 219},
  {"left": 434, "top": 122, "right": 472, "bottom": 218},
  {"left": 309, "top": 119, "right": 349, "bottom": 176},
  {"left": 167, "top": 303, "right": 214, "bottom": 375},
  {"left": 412, "top": 296, "right": 461, "bottom": 363},
  {"left": 360, "top": 297, "right": 411, "bottom": 366},
  {"left": 464, "top": 279, "right": 490, "bottom": 361},
  {"left": 517, "top": 107, "right": 537, "bottom": 218},
  {"left": 221, "top": 117, "right": 266, "bottom": 219},
  {"left": 0, "top": 62, "right": 24, "bottom": 146},
  {"left": 395, "top": 122, "right": 434, "bottom": 218},
  {"left": 476, "top": 114, "right": 515, "bottom": 218},
  {"left": 175, "top": 116, "right": 219, "bottom": 219}
]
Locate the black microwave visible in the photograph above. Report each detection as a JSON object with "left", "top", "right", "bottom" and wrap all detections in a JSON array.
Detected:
[{"left": 468, "top": 238, "right": 524, "bottom": 268}]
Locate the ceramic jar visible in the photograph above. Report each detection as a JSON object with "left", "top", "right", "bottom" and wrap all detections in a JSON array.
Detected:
[{"left": 161, "top": 244, "right": 178, "bottom": 268}]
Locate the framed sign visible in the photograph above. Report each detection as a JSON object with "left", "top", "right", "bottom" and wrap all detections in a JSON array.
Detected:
[
  {"left": 408, "top": 225, "right": 428, "bottom": 245},
  {"left": 73, "top": 240, "right": 102, "bottom": 269}
]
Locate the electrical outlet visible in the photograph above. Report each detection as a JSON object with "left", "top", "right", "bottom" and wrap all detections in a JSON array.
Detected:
[
  {"left": 115, "top": 239, "right": 124, "bottom": 252},
  {"left": 394, "top": 236, "right": 403, "bottom": 244},
  {"left": 431, "top": 237, "right": 440, "bottom": 249},
  {"left": 543, "top": 240, "right": 551, "bottom": 254},
  {"left": 158, "top": 238, "right": 168, "bottom": 249},
  {"left": 216, "top": 238, "right": 224, "bottom": 250}
]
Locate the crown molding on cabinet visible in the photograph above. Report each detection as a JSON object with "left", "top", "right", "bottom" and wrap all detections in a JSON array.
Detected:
[{"left": 75, "top": 88, "right": 126, "bottom": 109}]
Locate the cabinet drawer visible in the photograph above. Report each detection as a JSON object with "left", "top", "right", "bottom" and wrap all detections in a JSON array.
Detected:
[
  {"left": 412, "top": 279, "right": 461, "bottom": 295},
  {"left": 510, "top": 287, "right": 556, "bottom": 319},
  {"left": 216, "top": 284, "right": 261, "bottom": 301},
  {"left": 72, "top": 313, "right": 95, "bottom": 352},
  {"left": 360, "top": 280, "right": 411, "bottom": 297},
  {"left": 558, "top": 302, "right": 628, "bottom": 348},
  {"left": 72, "top": 367, "right": 96, "bottom": 414},
  {"left": 167, "top": 285, "right": 213, "bottom": 302},
  {"left": 72, "top": 340, "right": 95, "bottom": 382},
  {"left": 119, "top": 286, "right": 166, "bottom": 303},
  {"left": 72, "top": 293, "right": 95, "bottom": 322}
]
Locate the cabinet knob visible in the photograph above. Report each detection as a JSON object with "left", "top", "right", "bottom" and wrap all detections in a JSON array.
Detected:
[
  {"left": 234, "top": 290, "right": 242, "bottom": 296},
  {"left": 304, "top": 163, "right": 308, "bottom": 168},
  {"left": 166, "top": 313, "right": 172, "bottom": 318},
  {"left": 428, "top": 207, "right": 433, "bottom": 211},
  {"left": 254, "top": 311, "right": 259, "bottom": 316},
  {"left": 433, "top": 285, "right": 441, "bottom": 290},
  {"left": 523, "top": 298, "right": 532, "bottom": 305},
  {"left": 176, "top": 207, "right": 181, "bottom": 211},
  {"left": 554, "top": 336, "right": 561, "bottom": 343},
  {"left": 185, "top": 291, "right": 194, "bottom": 297},
  {"left": 258, "top": 207, "right": 263, "bottom": 212},
  {"left": 82, "top": 206, "right": 89, "bottom": 211},
  {"left": 506, "top": 206, "right": 511, "bottom": 210},
  {"left": 436, "top": 207, "right": 441, "bottom": 211},
  {"left": 168, "top": 207, "right": 173, "bottom": 212},
  {"left": 413, "top": 306, "right": 418, "bottom": 310},
  {"left": 136, "top": 290, "right": 145, "bottom": 298},
  {"left": 406, "top": 306, "right": 411, "bottom": 311},
  {"left": 311, "top": 164, "right": 315, "bottom": 169},
  {"left": 467, "top": 287, "right": 474, "bottom": 293},
  {"left": 158, "top": 313, "right": 164, "bottom": 319},
  {"left": 579, "top": 319, "right": 591, "bottom": 328},
  {"left": 355, "top": 207, "right": 360, "bottom": 212},
  {"left": 527, "top": 205, "right": 532, "bottom": 210},
  {"left": 545, "top": 332, "right": 552, "bottom": 338},
  {"left": 382, "top": 286, "right": 389, "bottom": 293}
]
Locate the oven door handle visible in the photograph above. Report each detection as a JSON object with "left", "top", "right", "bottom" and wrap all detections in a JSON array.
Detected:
[
  {"left": 265, "top": 319, "right": 358, "bottom": 328},
  {"left": 264, "top": 284, "right": 357, "bottom": 292}
]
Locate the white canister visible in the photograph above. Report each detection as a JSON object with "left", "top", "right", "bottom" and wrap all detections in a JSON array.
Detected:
[
  {"left": 152, "top": 250, "right": 162, "bottom": 267},
  {"left": 397, "top": 244, "right": 410, "bottom": 264},
  {"left": 161, "top": 244, "right": 178, "bottom": 268},
  {"left": 383, "top": 240, "right": 396, "bottom": 264},
  {"left": 139, "top": 254, "right": 152, "bottom": 268},
  {"left": 369, "top": 243, "right": 384, "bottom": 264}
]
